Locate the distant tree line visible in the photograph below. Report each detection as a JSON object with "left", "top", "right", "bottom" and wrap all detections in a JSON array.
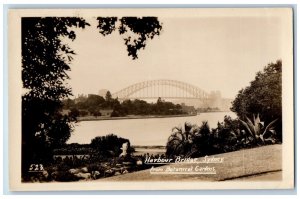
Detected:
[
  {"left": 111, "top": 97, "right": 187, "bottom": 117},
  {"left": 64, "top": 91, "right": 118, "bottom": 118},
  {"left": 63, "top": 92, "right": 187, "bottom": 118},
  {"left": 196, "top": 107, "right": 220, "bottom": 113}
]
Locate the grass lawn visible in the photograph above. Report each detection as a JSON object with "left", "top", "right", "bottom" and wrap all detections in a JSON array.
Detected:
[{"left": 98, "top": 144, "right": 282, "bottom": 181}]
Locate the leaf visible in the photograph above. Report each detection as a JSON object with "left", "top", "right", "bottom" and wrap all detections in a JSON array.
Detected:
[
  {"left": 255, "top": 113, "right": 261, "bottom": 124},
  {"left": 239, "top": 119, "right": 254, "bottom": 138},
  {"left": 253, "top": 114, "right": 261, "bottom": 134},
  {"left": 264, "top": 138, "right": 276, "bottom": 144},
  {"left": 97, "top": 17, "right": 162, "bottom": 60},
  {"left": 259, "top": 134, "right": 265, "bottom": 143},
  {"left": 172, "top": 126, "right": 182, "bottom": 133},
  {"left": 245, "top": 116, "right": 256, "bottom": 135},
  {"left": 230, "top": 131, "right": 237, "bottom": 138},
  {"left": 262, "top": 118, "right": 278, "bottom": 137}
]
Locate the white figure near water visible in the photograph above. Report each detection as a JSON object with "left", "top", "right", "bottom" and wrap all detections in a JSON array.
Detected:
[{"left": 119, "top": 142, "right": 129, "bottom": 157}]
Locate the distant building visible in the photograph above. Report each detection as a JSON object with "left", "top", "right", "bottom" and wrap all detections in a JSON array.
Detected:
[
  {"left": 208, "top": 90, "right": 222, "bottom": 109},
  {"left": 100, "top": 109, "right": 113, "bottom": 116},
  {"left": 170, "top": 90, "right": 232, "bottom": 111},
  {"left": 181, "top": 103, "right": 196, "bottom": 114},
  {"left": 74, "top": 94, "right": 87, "bottom": 104}
]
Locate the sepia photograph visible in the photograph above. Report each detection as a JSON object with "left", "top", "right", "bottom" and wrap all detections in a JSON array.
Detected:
[{"left": 8, "top": 8, "right": 294, "bottom": 191}]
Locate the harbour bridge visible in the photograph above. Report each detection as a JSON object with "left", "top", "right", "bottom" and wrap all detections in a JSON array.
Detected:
[{"left": 111, "top": 79, "right": 212, "bottom": 106}]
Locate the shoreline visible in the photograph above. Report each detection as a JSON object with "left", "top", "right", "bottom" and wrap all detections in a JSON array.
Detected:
[{"left": 76, "top": 114, "right": 197, "bottom": 122}]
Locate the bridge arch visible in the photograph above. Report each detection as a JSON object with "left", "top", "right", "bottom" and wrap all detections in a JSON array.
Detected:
[{"left": 112, "top": 79, "right": 209, "bottom": 100}]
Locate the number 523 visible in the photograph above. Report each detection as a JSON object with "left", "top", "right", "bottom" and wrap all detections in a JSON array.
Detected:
[{"left": 28, "top": 164, "right": 44, "bottom": 172}]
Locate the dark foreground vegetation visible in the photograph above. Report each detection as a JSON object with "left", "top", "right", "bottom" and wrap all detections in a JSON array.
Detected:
[{"left": 24, "top": 134, "right": 161, "bottom": 182}]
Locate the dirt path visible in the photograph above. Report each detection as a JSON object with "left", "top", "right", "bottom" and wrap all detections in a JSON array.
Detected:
[{"left": 98, "top": 144, "right": 282, "bottom": 181}]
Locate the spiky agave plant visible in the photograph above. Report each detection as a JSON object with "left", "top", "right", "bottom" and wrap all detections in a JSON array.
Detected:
[{"left": 239, "top": 114, "right": 278, "bottom": 145}]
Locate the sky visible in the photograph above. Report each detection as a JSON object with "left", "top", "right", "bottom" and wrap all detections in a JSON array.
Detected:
[{"left": 66, "top": 15, "right": 283, "bottom": 99}]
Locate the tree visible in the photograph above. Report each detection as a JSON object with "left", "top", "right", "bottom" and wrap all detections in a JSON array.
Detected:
[
  {"left": 105, "top": 91, "right": 112, "bottom": 102},
  {"left": 86, "top": 94, "right": 105, "bottom": 108},
  {"left": 93, "top": 111, "right": 102, "bottom": 118},
  {"left": 189, "top": 121, "right": 214, "bottom": 157},
  {"left": 22, "top": 17, "right": 90, "bottom": 176},
  {"left": 22, "top": 16, "right": 162, "bottom": 179},
  {"left": 62, "top": 98, "right": 75, "bottom": 109},
  {"left": 79, "top": 110, "right": 89, "bottom": 117},
  {"left": 230, "top": 60, "right": 282, "bottom": 139},
  {"left": 97, "top": 17, "right": 162, "bottom": 59},
  {"left": 68, "top": 107, "right": 80, "bottom": 118}
]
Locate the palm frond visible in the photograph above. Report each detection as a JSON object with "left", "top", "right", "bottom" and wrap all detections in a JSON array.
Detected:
[
  {"left": 172, "top": 126, "right": 182, "bottom": 133},
  {"left": 167, "top": 136, "right": 181, "bottom": 143}
]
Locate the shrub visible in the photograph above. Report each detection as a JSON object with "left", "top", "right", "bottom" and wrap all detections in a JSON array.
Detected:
[
  {"left": 211, "top": 116, "right": 250, "bottom": 152},
  {"left": 87, "top": 163, "right": 106, "bottom": 178},
  {"left": 90, "top": 134, "right": 132, "bottom": 158}
]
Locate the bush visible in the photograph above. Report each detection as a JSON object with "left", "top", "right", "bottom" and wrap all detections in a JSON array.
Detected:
[
  {"left": 90, "top": 134, "right": 132, "bottom": 159},
  {"left": 87, "top": 163, "right": 106, "bottom": 178}
]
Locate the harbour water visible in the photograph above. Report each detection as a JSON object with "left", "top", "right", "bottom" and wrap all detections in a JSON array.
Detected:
[{"left": 67, "top": 112, "right": 236, "bottom": 146}]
